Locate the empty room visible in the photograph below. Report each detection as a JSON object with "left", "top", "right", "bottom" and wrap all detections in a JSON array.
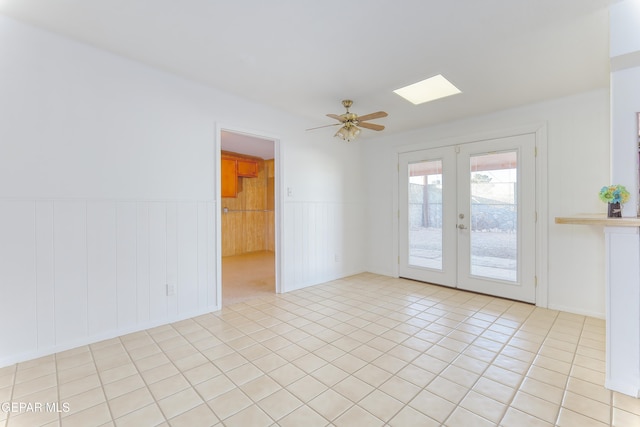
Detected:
[{"left": 1, "top": 1, "right": 639, "bottom": 426}]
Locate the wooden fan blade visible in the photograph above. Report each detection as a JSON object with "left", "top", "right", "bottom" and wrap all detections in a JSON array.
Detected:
[
  {"left": 327, "top": 113, "right": 346, "bottom": 122},
  {"left": 358, "top": 122, "right": 385, "bottom": 131},
  {"left": 306, "top": 123, "right": 341, "bottom": 131},
  {"left": 357, "top": 111, "right": 388, "bottom": 122}
]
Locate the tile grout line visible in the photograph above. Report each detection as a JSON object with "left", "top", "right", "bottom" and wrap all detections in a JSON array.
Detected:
[
  {"left": 86, "top": 341, "right": 116, "bottom": 425},
  {"left": 495, "top": 307, "right": 562, "bottom": 426}
]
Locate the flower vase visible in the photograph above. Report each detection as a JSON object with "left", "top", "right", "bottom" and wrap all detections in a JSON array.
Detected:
[{"left": 608, "top": 202, "right": 622, "bottom": 218}]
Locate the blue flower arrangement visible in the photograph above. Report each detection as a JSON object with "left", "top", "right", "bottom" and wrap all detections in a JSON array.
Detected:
[{"left": 599, "top": 185, "right": 630, "bottom": 204}]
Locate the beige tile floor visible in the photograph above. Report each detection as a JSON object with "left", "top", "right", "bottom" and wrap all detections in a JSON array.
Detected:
[{"left": 1, "top": 273, "right": 639, "bottom": 427}]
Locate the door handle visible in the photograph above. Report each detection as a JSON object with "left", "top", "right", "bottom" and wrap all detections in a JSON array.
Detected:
[{"left": 457, "top": 224, "right": 467, "bottom": 230}]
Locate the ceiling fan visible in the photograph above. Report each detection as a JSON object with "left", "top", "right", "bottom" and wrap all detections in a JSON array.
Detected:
[{"left": 307, "top": 100, "right": 388, "bottom": 142}]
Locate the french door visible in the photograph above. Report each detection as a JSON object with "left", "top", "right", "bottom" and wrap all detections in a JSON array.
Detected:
[{"left": 399, "top": 134, "right": 536, "bottom": 303}]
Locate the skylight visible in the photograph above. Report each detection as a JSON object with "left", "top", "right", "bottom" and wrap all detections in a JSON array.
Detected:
[{"left": 394, "top": 74, "right": 461, "bottom": 105}]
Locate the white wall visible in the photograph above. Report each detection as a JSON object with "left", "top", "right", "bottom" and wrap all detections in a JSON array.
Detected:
[
  {"left": 610, "top": 67, "right": 640, "bottom": 215},
  {"left": 364, "top": 89, "right": 610, "bottom": 318},
  {"left": 610, "top": 0, "right": 640, "bottom": 210},
  {"left": 610, "top": 0, "right": 640, "bottom": 59},
  {"left": 604, "top": 0, "right": 640, "bottom": 397},
  {"left": 280, "top": 132, "right": 368, "bottom": 290},
  {"left": 0, "top": 16, "right": 366, "bottom": 366}
]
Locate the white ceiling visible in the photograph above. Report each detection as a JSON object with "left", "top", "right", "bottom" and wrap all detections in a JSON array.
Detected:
[
  {"left": 0, "top": 0, "right": 614, "bottom": 139},
  {"left": 221, "top": 130, "right": 274, "bottom": 160}
]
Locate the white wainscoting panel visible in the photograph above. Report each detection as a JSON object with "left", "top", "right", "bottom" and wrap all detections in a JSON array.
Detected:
[
  {"left": 87, "top": 201, "right": 118, "bottom": 336},
  {"left": 0, "top": 198, "right": 218, "bottom": 367},
  {"left": 196, "top": 202, "right": 209, "bottom": 308},
  {"left": 177, "top": 202, "right": 198, "bottom": 314},
  {"left": 166, "top": 202, "right": 179, "bottom": 317},
  {"left": 136, "top": 202, "right": 151, "bottom": 324},
  {"left": 0, "top": 201, "right": 37, "bottom": 358},
  {"left": 116, "top": 202, "right": 138, "bottom": 328},
  {"left": 54, "top": 201, "right": 89, "bottom": 346},
  {"left": 35, "top": 201, "right": 55, "bottom": 350},
  {"left": 148, "top": 202, "right": 168, "bottom": 322},
  {"left": 206, "top": 202, "right": 216, "bottom": 307},
  {"left": 282, "top": 201, "right": 364, "bottom": 292}
]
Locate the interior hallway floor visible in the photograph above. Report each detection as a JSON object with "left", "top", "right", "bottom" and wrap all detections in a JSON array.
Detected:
[
  {"left": 1, "top": 273, "right": 638, "bottom": 427},
  {"left": 222, "top": 251, "right": 275, "bottom": 307}
]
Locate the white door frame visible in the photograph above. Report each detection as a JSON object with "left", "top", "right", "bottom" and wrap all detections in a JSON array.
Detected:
[
  {"left": 214, "top": 123, "right": 283, "bottom": 309},
  {"left": 392, "top": 124, "right": 548, "bottom": 307}
]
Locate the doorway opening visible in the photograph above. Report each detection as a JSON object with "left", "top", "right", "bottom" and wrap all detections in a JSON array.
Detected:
[{"left": 219, "top": 130, "right": 276, "bottom": 306}]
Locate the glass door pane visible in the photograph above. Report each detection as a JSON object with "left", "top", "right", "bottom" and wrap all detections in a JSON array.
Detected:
[
  {"left": 457, "top": 134, "right": 535, "bottom": 303},
  {"left": 469, "top": 151, "right": 518, "bottom": 282},
  {"left": 399, "top": 147, "right": 456, "bottom": 287},
  {"left": 408, "top": 160, "right": 443, "bottom": 270}
]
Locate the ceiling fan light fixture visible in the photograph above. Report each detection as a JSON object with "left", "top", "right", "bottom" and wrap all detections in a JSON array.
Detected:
[
  {"left": 335, "top": 124, "right": 360, "bottom": 142},
  {"left": 349, "top": 126, "right": 361, "bottom": 140},
  {"left": 335, "top": 126, "right": 349, "bottom": 140},
  {"left": 394, "top": 74, "right": 461, "bottom": 105}
]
